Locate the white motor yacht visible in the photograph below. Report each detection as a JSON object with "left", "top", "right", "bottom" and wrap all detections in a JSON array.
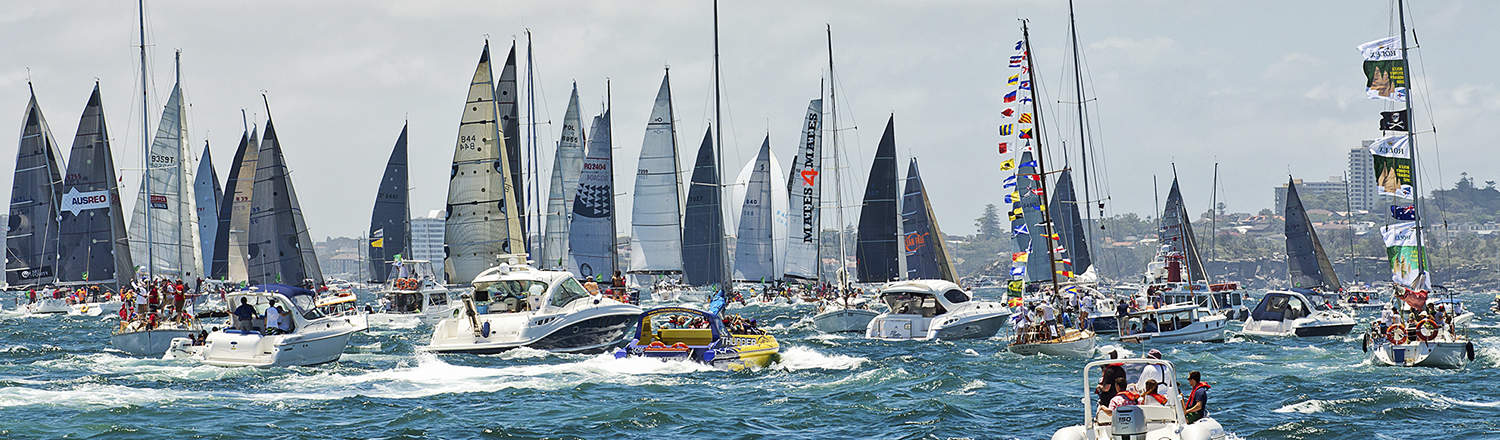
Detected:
[
  {"left": 864, "top": 280, "right": 1010, "bottom": 341},
  {"left": 424, "top": 262, "right": 642, "bottom": 354},
  {"left": 166, "top": 285, "right": 368, "bottom": 367},
  {"left": 24, "top": 297, "right": 70, "bottom": 315},
  {"left": 1242, "top": 290, "right": 1356, "bottom": 337},
  {"left": 367, "top": 260, "right": 457, "bottom": 326},
  {"left": 1052, "top": 358, "right": 1228, "bottom": 440},
  {"left": 1119, "top": 303, "right": 1227, "bottom": 344}
]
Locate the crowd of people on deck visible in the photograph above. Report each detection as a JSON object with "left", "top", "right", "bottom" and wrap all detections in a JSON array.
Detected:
[
  {"left": 1369, "top": 293, "right": 1464, "bottom": 345},
  {"left": 1094, "top": 349, "right": 1211, "bottom": 424},
  {"left": 117, "top": 276, "right": 201, "bottom": 332},
  {"left": 1011, "top": 287, "right": 1089, "bottom": 344},
  {"left": 653, "top": 313, "right": 764, "bottom": 335}
]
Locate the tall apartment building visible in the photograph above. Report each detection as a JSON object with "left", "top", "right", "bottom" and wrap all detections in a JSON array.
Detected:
[
  {"left": 410, "top": 209, "right": 446, "bottom": 283},
  {"left": 1347, "top": 140, "right": 1378, "bottom": 212}
]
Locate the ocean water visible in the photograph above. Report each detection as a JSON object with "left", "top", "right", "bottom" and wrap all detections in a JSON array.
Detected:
[{"left": 1, "top": 291, "right": 1496, "bottom": 439}]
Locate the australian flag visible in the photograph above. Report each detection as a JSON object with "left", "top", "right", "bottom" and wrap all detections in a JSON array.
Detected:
[{"left": 1391, "top": 205, "right": 1417, "bottom": 220}]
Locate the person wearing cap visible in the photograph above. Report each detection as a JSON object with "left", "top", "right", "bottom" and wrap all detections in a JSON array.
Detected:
[{"left": 1136, "top": 349, "right": 1175, "bottom": 397}]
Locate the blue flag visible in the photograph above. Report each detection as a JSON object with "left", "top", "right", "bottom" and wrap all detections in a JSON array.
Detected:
[
  {"left": 1391, "top": 205, "right": 1417, "bottom": 220},
  {"left": 1020, "top": 160, "right": 1038, "bottom": 168},
  {"left": 1013, "top": 224, "right": 1029, "bottom": 236},
  {"left": 1011, "top": 266, "right": 1026, "bottom": 277},
  {"left": 1003, "top": 175, "right": 1017, "bottom": 189}
]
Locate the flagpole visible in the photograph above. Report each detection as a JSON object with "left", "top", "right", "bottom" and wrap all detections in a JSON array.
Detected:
[
  {"left": 1021, "top": 21, "right": 1060, "bottom": 293},
  {"left": 1397, "top": 0, "right": 1426, "bottom": 280}
]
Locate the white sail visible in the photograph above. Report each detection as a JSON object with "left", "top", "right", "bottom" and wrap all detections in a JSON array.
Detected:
[
  {"left": 733, "top": 137, "right": 778, "bottom": 281},
  {"left": 541, "top": 84, "right": 585, "bottom": 270},
  {"left": 444, "top": 43, "right": 523, "bottom": 285},
  {"left": 782, "top": 99, "right": 823, "bottom": 280},
  {"left": 224, "top": 127, "right": 258, "bottom": 282},
  {"left": 629, "top": 73, "right": 683, "bottom": 274},
  {"left": 128, "top": 80, "right": 202, "bottom": 279}
]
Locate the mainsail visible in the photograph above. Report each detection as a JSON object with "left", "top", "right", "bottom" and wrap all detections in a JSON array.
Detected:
[
  {"left": 444, "top": 42, "right": 524, "bottom": 285},
  {"left": 901, "top": 158, "right": 957, "bottom": 282},
  {"left": 541, "top": 84, "right": 585, "bottom": 269},
  {"left": 210, "top": 126, "right": 258, "bottom": 281},
  {"left": 247, "top": 114, "right": 320, "bottom": 286},
  {"left": 6, "top": 88, "right": 67, "bottom": 287},
  {"left": 1159, "top": 178, "right": 1208, "bottom": 283},
  {"left": 855, "top": 116, "right": 900, "bottom": 283},
  {"left": 128, "top": 75, "right": 201, "bottom": 280},
  {"left": 682, "top": 129, "right": 725, "bottom": 286},
  {"left": 497, "top": 43, "right": 526, "bottom": 251},
  {"left": 56, "top": 85, "right": 133, "bottom": 289},
  {"left": 193, "top": 141, "right": 221, "bottom": 278},
  {"left": 628, "top": 73, "right": 684, "bottom": 274},
  {"left": 568, "top": 111, "right": 616, "bottom": 280},
  {"left": 1284, "top": 178, "right": 1342, "bottom": 291},
  {"left": 1048, "top": 169, "right": 1093, "bottom": 278},
  {"left": 733, "top": 137, "right": 776, "bottom": 281},
  {"left": 783, "top": 99, "right": 823, "bottom": 281},
  {"left": 368, "top": 124, "right": 411, "bottom": 282}
]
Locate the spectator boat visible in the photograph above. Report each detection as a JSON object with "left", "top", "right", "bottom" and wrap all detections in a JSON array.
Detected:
[
  {"left": 1118, "top": 302, "right": 1228, "bottom": 343},
  {"left": 1242, "top": 290, "right": 1356, "bottom": 337},
  {"left": 424, "top": 262, "right": 641, "bottom": 354},
  {"left": 864, "top": 280, "right": 1010, "bottom": 341},
  {"left": 166, "top": 284, "right": 368, "bottom": 367},
  {"left": 1051, "top": 358, "right": 1228, "bottom": 440},
  {"left": 614, "top": 306, "right": 779, "bottom": 370},
  {"left": 367, "top": 260, "right": 456, "bottom": 326}
]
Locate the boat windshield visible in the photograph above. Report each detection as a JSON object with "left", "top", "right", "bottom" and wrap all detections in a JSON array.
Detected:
[
  {"left": 1251, "top": 294, "right": 1311, "bottom": 321},
  {"left": 881, "top": 292, "right": 946, "bottom": 318},
  {"left": 474, "top": 280, "right": 549, "bottom": 313},
  {"left": 549, "top": 278, "right": 592, "bottom": 309}
]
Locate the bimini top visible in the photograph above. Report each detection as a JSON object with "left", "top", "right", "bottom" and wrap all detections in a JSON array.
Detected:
[
  {"left": 471, "top": 262, "right": 573, "bottom": 287},
  {"left": 878, "top": 279, "right": 971, "bottom": 309}
]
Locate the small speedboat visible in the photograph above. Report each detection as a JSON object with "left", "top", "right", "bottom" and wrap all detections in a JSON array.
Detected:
[
  {"left": 1242, "top": 290, "right": 1356, "bottom": 337},
  {"left": 1052, "top": 358, "right": 1229, "bottom": 440},
  {"left": 864, "top": 280, "right": 1010, "bottom": 341},
  {"left": 1119, "top": 303, "right": 1227, "bottom": 343},
  {"left": 812, "top": 298, "right": 880, "bottom": 333},
  {"left": 367, "top": 260, "right": 456, "bottom": 326},
  {"left": 615, "top": 306, "right": 779, "bottom": 370},
  {"left": 168, "top": 284, "right": 368, "bottom": 367},
  {"left": 24, "top": 298, "right": 70, "bottom": 315},
  {"left": 424, "top": 262, "right": 641, "bottom": 354},
  {"left": 1009, "top": 328, "right": 1097, "bottom": 357}
]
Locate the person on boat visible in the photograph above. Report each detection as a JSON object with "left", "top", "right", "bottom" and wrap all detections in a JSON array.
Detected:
[
  {"left": 265, "top": 301, "right": 285, "bottom": 335},
  {"left": 1141, "top": 380, "right": 1169, "bottom": 406},
  {"left": 1136, "top": 349, "right": 1173, "bottom": 395},
  {"left": 233, "top": 298, "right": 257, "bottom": 332},
  {"left": 1183, "top": 370, "right": 1210, "bottom": 423},
  {"left": 172, "top": 287, "right": 186, "bottom": 315},
  {"left": 1103, "top": 380, "right": 1139, "bottom": 416},
  {"left": 1097, "top": 349, "right": 1127, "bottom": 406},
  {"left": 583, "top": 278, "right": 601, "bottom": 295}
]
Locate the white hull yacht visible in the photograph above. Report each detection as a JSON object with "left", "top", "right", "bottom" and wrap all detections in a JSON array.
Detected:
[
  {"left": 1119, "top": 303, "right": 1227, "bottom": 344},
  {"left": 864, "top": 280, "right": 1010, "bottom": 341},
  {"left": 166, "top": 285, "right": 368, "bottom": 367},
  {"left": 1242, "top": 290, "right": 1356, "bottom": 338},
  {"left": 366, "top": 260, "right": 456, "bottom": 326},
  {"left": 424, "top": 262, "right": 642, "bottom": 354}
]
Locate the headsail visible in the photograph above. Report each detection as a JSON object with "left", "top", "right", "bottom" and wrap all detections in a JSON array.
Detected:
[
  {"left": 368, "top": 125, "right": 411, "bottom": 282},
  {"left": 682, "top": 129, "right": 725, "bottom": 286},
  {"left": 1284, "top": 178, "right": 1342, "bottom": 291},
  {"left": 541, "top": 84, "right": 585, "bottom": 270},
  {"left": 445, "top": 42, "right": 524, "bottom": 285},
  {"left": 628, "top": 73, "right": 684, "bottom": 274},
  {"left": 1014, "top": 151, "right": 1051, "bottom": 283},
  {"left": 56, "top": 85, "right": 134, "bottom": 289},
  {"left": 568, "top": 111, "right": 616, "bottom": 281},
  {"left": 855, "top": 116, "right": 900, "bottom": 283},
  {"left": 901, "top": 158, "right": 957, "bottom": 282},
  {"left": 210, "top": 126, "right": 258, "bottom": 282},
  {"left": 1048, "top": 169, "right": 1093, "bottom": 278},
  {"left": 247, "top": 114, "right": 320, "bottom": 286},
  {"left": 733, "top": 137, "right": 775, "bottom": 282},
  {"left": 193, "top": 141, "right": 221, "bottom": 277},
  {"left": 1159, "top": 178, "right": 1208, "bottom": 283},
  {"left": 497, "top": 43, "right": 526, "bottom": 252},
  {"left": 783, "top": 99, "right": 823, "bottom": 281},
  {"left": 6, "top": 89, "right": 67, "bottom": 287},
  {"left": 128, "top": 77, "right": 202, "bottom": 279}
]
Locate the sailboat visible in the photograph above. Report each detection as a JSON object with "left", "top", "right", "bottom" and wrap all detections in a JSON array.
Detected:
[
  {"left": 785, "top": 97, "right": 824, "bottom": 286},
  {"left": 568, "top": 109, "right": 618, "bottom": 283},
  {"left": 1358, "top": 2, "right": 1475, "bottom": 368},
  {"left": 682, "top": 129, "right": 725, "bottom": 294},
  {"left": 540, "top": 84, "right": 585, "bottom": 271},
  {"left": 628, "top": 71, "right": 686, "bottom": 299},
  {"left": 1243, "top": 178, "right": 1357, "bottom": 338},
  {"left": 245, "top": 108, "right": 322, "bottom": 287},
  {"left": 1141, "top": 177, "right": 1248, "bottom": 320},
  {"left": 368, "top": 124, "right": 412, "bottom": 282},
  {"left": 732, "top": 137, "right": 778, "bottom": 295},
  {"left": 128, "top": 52, "right": 202, "bottom": 283},
  {"left": 55, "top": 84, "right": 134, "bottom": 299},
  {"left": 1050, "top": 170, "right": 1121, "bottom": 334},
  {"left": 7, "top": 84, "right": 67, "bottom": 292},
  {"left": 193, "top": 141, "right": 221, "bottom": 280},
  {"left": 900, "top": 159, "right": 958, "bottom": 282},
  {"left": 497, "top": 43, "right": 527, "bottom": 254},
  {"left": 854, "top": 116, "right": 901, "bottom": 284},
  {"left": 445, "top": 41, "right": 525, "bottom": 286},
  {"left": 210, "top": 123, "right": 258, "bottom": 283}
]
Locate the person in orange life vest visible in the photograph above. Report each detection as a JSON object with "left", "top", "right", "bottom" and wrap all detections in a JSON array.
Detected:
[
  {"left": 1141, "top": 380, "right": 1169, "bottom": 405},
  {"left": 1103, "top": 379, "right": 1139, "bottom": 416},
  {"left": 1183, "top": 370, "right": 1210, "bottom": 423}
]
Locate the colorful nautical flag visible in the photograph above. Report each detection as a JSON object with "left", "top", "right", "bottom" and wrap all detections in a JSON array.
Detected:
[
  {"left": 1004, "top": 91, "right": 1018, "bottom": 103},
  {"left": 1009, "top": 55, "right": 1025, "bottom": 68},
  {"left": 999, "top": 124, "right": 1015, "bottom": 136},
  {"left": 1020, "top": 95, "right": 1034, "bottom": 105},
  {"left": 999, "top": 158, "right": 1016, "bottom": 171},
  {"left": 1057, "top": 270, "right": 1075, "bottom": 278},
  {"left": 371, "top": 238, "right": 385, "bottom": 248},
  {"left": 1008, "top": 280, "right": 1024, "bottom": 292},
  {"left": 1391, "top": 205, "right": 1417, "bottom": 220},
  {"left": 1359, "top": 36, "right": 1407, "bottom": 103},
  {"left": 1003, "top": 175, "right": 1017, "bottom": 189},
  {"left": 1007, "top": 74, "right": 1020, "bottom": 86},
  {"left": 1011, "top": 266, "right": 1026, "bottom": 277},
  {"left": 1019, "top": 80, "right": 1031, "bottom": 90},
  {"left": 1012, "top": 252, "right": 1029, "bottom": 262},
  {"left": 1380, "top": 110, "right": 1409, "bottom": 131},
  {"left": 1061, "top": 258, "right": 1073, "bottom": 266},
  {"left": 1019, "top": 128, "right": 1033, "bottom": 139},
  {"left": 1020, "top": 160, "right": 1037, "bottom": 167},
  {"left": 1023, "top": 174, "right": 1041, "bottom": 181},
  {"left": 1009, "top": 207, "right": 1024, "bottom": 220},
  {"left": 1012, "top": 224, "right": 1029, "bottom": 236},
  {"left": 997, "top": 142, "right": 1009, "bottom": 154},
  {"left": 1018, "top": 113, "right": 1033, "bottom": 124},
  {"left": 1014, "top": 40, "right": 1024, "bottom": 50},
  {"left": 1046, "top": 233, "right": 1061, "bottom": 241},
  {"left": 1001, "top": 108, "right": 1015, "bottom": 117},
  {"left": 1030, "top": 188, "right": 1045, "bottom": 196},
  {"left": 1004, "top": 191, "right": 1021, "bottom": 203}
]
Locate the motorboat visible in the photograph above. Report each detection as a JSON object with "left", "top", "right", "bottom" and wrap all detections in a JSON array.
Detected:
[
  {"left": 864, "top": 280, "right": 1011, "bottom": 341},
  {"left": 1009, "top": 327, "right": 1097, "bottom": 357},
  {"left": 1118, "top": 303, "right": 1227, "bottom": 344},
  {"left": 166, "top": 284, "right": 368, "bottom": 367},
  {"left": 1052, "top": 358, "right": 1229, "bottom": 440},
  {"left": 23, "top": 297, "right": 70, "bottom": 315},
  {"left": 812, "top": 297, "right": 881, "bottom": 333},
  {"left": 1241, "top": 290, "right": 1356, "bottom": 337},
  {"left": 424, "top": 262, "right": 642, "bottom": 354},
  {"left": 1427, "top": 297, "right": 1474, "bottom": 329},
  {"left": 367, "top": 260, "right": 456, "bottom": 326},
  {"left": 614, "top": 306, "right": 779, "bottom": 370},
  {"left": 1139, "top": 246, "right": 1249, "bottom": 321},
  {"left": 111, "top": 316, "right": 201, "bottom": 357}
]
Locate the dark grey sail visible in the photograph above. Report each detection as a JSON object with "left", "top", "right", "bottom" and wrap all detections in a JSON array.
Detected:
[
  {"left": 368, "top": 125, "right": 411, "bottom": 282},
  {"left": 497, "top": 43, "right": 526, "bottom": 251},
  {"left": 1158, "top": 178, "right": 1207, "bottom": 283},
  {"left": 56, "top": 85, "right": 133, "bottom": 289},
  {"left": 247, "top": 115, "right": 319, "bottom": 286},
  {"left": 901, "top": 158, "right": 957, "bottom": 282},
  {"left": 1047, "top": 169, "right": 1093, "bottom": 277},
  {"left": 6, "top": 88, "right": 67, "bottom": 286},
  {"left": 193, "top": 141, "right": 222, "bottom": 278},
  {"left": 1284, "top": 177, "right": 1342, "bottom": 291},
  {"left": 210, "top": 127, "right": 257, "bottom": 280},
  {"left": 682, "top": 129, "right": 725, "bottom": 286},
  {"left": 855, "top": 116, "right": 900, "bottom": 283}
]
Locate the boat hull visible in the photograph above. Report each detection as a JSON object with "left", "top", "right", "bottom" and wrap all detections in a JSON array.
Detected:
[
  {"left": 1053, "top": 418, "right": 1227, "bottom": 440},
  {"left": 1292, "top": 322, "right": 1356, "bottom": 337},
  {"left": 111, "top": 328, "right": 199, "bottom": 356},
  {"left": 1368, "top": 338, "right": 1474, "bottom": 369},
  {"left": 1121, "top": 320, "right": 1227, "bottom": 344},
  {"left": 425, "top": 305, "right": 641, "bottom": 354},
  {"left": 69, "top": 301, "right": 122, "bottom": 316},
  {"left": 1009, "top": 331, "right": 1097, "bottom": 357},
  {"left": 24, "top": 299, "right": 70, "bottom": 315},
  {"left": 812, "top": 308, "right": 880, "bottom": 333}
]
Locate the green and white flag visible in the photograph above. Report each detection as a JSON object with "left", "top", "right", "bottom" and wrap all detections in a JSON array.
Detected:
[
  {"left": 1359, "top": 36, "right": 1407, "bottom": 102},
  {"left": 1368, "top": 134, "right": 1413, "bottom": 198},
  {"left": 1380, "top": 221, "right": 1429, "bottom": 290}
]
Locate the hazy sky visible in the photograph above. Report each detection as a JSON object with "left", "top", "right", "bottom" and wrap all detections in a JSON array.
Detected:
[{"left": 2, "top": 0, "right": 1496, "bottom": 242}]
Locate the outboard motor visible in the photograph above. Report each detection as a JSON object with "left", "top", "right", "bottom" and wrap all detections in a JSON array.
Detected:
[{"left": 1110, "top": 405, "right": 1147, "bottom": 440}]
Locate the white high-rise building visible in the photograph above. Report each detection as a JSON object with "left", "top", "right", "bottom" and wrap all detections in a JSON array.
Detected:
[
  {"left": 410, "top": 209, "right": 446, "bottom": 283},
  {"left": 1347, "top": 141, "right": 1378, "bottom": 213}
]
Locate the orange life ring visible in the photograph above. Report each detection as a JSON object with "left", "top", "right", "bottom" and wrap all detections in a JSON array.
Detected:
[
  {"left": 648, "top": 340, "right": 666, "bottom": 348},
  {"left": 1387, "top": 324, "right": 1408, "bottom": 345},
  {"left": 672, "top": 342, "right": 688, "bottom": 349},
  {"left": 1415, "top": 319, "right": 1439, "bottom": 342}
]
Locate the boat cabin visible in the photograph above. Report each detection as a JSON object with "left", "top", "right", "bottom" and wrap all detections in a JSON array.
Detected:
[
  {"left": 1251, "top": 290, "right": 1336, "bottom": 323},
  {"left": 467, "top": 263, "right": 595, "bottom": 315},
  {"left": 224, "top": 285, "right": 320, "bottom": 335},
  {"left": 381, "top": 260, "right": 450, "bottom": 313},
  {"left": 877, "top": 280, "right": 972, "bottom": 318},
  {"left": 1125, "top": 303, "right": 1205, "bottom": 335}
]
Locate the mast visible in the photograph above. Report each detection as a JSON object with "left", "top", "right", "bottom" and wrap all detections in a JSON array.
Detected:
[
  {"left": 526, "top": 30, "right": 538, "bottom": 258},
  {"left": 1066, "top": 0, "right": 1097, "bottom": 258},
  {"left": 607, "top": 79, "right": 618, "bottom": 278},
  {"left": 1021, "top": 21, "right": 1059, "bottom": 292},
  {"left": 1397, "top": 0, "right": 1425, "bottom": 274},
  {"left": 1345, "top": 172, "right": 1357, "bottom": 280},
  {"left": 138, "top": 0, "right": 154, "bottom": 281},
  {"left": 827, "top": 24, "right": 849, "bottom": 290},
  {"left": 712, "top": 0, "right": 729, "bottom": 288},
  {"left": 1211, "top": 162, "right": 1218, "bottom": 262}
]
